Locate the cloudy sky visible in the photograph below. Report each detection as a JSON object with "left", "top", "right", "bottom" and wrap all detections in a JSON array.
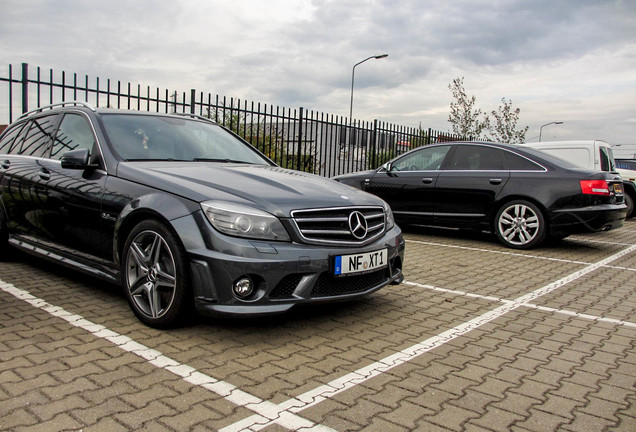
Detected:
[{"left": 1, "top": 0, "right": 635, "bottom": 145}]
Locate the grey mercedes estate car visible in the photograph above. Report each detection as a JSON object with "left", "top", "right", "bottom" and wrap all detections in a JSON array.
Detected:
[{"left": 0, "top": 102, "right": 404, "bottom": 327}]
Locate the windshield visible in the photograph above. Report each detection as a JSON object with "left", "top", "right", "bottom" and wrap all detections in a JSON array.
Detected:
[{"left": 100, "top": 114, "right": 271, "bottom": 164}]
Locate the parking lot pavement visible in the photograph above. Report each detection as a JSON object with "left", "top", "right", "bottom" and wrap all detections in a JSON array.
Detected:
[{"left": 1, "top": 222, "right": 635, "bottom": 431}]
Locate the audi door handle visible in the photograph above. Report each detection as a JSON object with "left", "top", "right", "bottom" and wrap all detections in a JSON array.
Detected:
[
  {"left": 39, "top": 170, "right": 51, "bottom": 181},
  {"left": 489, "top": 178, "right": 502, "bottom": 185},
  {"left": 422, "top": 177, "right": 434, "bottom": 184},
  {"left": 1, "top": 160, "right": 10, "bottom": 169}
]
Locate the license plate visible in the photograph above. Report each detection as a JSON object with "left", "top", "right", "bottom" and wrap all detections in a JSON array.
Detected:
[
  {"left": 614, "top": 183, "right": 623, "bottom": 194},
  {"left": 334, "top": 249, "right": 388, "bottom": 276}
]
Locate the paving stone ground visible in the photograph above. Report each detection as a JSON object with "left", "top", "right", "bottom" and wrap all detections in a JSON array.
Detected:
[{"left": 1, "top": 220, "right": 635, "bottom": 431}]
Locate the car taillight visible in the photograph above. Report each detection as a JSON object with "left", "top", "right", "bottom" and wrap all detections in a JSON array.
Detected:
[{"left": 580, "top": 180, "right": 610, "bottom": 196}]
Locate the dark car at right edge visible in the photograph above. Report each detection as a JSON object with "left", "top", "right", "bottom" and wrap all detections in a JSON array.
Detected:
[{"left": 334, "top": 141, "right": 627, "bottom": 249}]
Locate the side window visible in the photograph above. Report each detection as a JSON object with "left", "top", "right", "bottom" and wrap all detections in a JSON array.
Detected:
[
  {"left": 449, "top": 145, "right": 504, "bottom": 170},
  {"left": 600, "top": 147, "right": 615, "bottom": 172},
  {"left": 392, "top": 145, "right": 451, "bottom": 171},
  {"left": 51, "top": 114, "right": 96, "bottom": 160},
  {"left": 503, "top": 150, "right": 544, "bottom": 171},
  {"left": 599, "top": 147, "right": 609, "bottom": 172},
  {"left": 0, "top": 122, "right": 27, "bottom": 155},
  {"left": 18, "top": 114, "right": 60, "bottom": 157},
  {"left": 616, "top": 160, "right": 636, "bottom": 170}
]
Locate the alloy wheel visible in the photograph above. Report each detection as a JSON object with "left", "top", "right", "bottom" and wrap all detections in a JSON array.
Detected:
[
  {"left": 497, "top": 203, "right": 541, "bottom": 247},
  {"left": 125, "top": 230, "right": 177, "bottom": 319}
]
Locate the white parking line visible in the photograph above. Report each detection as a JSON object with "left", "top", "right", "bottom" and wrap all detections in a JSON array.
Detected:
[
  {"left": 403, "top": 280, "right": 636, "bottom": 328},
  {"left": 0, "top": 282, "right": 335, "bottom": 432},
  {"left": 405, "top": 237, "right": 635, "bottom": 263},
  {"left": 3, "top": 242, "right": 635, "bottom": 432},
  {"left": 405, "top": 239, "right": 592, "bottom": 265},
  {"left": 221, "top": 242, "right": 636, "bottom": 431},
  {"left": 405, "top": 238, "right": 636, "bottom": 273},
  {"left": 570, "top": 237, "right": 634, "bottom": 246},
  {"left": 522, "top": 303, "right": 636, "bottom": 328},
  {"left": 603, "top": 264, "right": 636, "bottom": 272}
]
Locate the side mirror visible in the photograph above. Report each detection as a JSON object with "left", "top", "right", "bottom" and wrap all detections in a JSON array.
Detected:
[
  {"left": 60, "top": 148, "right": 91, "bottom": 170},
  {"left": 384, "top": 162, "right": 397, "bottom": 177}
]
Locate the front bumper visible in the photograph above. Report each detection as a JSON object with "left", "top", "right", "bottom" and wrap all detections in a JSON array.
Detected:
[
  {"left": 185, "top": 222, "right": 405, "bottom": 318},
  {"left": 549, "top": 203, "right": 627, "bottom": 236}
]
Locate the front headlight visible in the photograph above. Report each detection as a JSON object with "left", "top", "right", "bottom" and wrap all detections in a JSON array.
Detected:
[{"left": 201, "top": 201, "right": 291, "bottom": 241}]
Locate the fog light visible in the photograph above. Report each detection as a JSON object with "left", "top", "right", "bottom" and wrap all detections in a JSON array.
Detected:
[{"left": 233, "top": 277, "right": 254, "bottom": 299}]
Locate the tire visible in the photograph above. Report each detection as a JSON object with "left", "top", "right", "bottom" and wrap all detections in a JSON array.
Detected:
[
  {"left": 494, "top": 200, "right": 547, "bottom": 250},
  {"left": 624, "top": 192, "right": 634, "bottom": 218},
  {"left": 0, "top": 229, "right": 8, "bottom": 261},
  {"left": 122, "top": 220, "right": 192, "bottom": 328}
]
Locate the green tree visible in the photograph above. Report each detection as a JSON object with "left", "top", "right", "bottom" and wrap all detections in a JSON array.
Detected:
[
  {"left": 486, "top": 98, "right": 529, "bottom": 144},
  {"left": 447, "top": 77, "right": 489, "bottom": 140},
  {"left": 448, "top": 77, "right": 528, "bottom": 144}
]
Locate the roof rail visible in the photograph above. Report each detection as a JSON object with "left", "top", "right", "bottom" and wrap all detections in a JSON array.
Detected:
[{"left": 18, "top": 101, "right": 97, "bottom": 119}]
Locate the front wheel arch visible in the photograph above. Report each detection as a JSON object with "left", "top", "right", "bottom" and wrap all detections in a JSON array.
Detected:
[
  {"left": 115, "top": 208, "right": 172, "bottom": 265},
  {"left": 493, "top": 199, "right": 548, "bottom": 249}
]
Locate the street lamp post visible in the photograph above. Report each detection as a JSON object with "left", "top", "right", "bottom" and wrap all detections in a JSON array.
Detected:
[
  {"left": 539, "top": 121, "right": 564, "bottom": 142},
  {"left": 349, "top": 54, "right": 388, "bottom": 125}
]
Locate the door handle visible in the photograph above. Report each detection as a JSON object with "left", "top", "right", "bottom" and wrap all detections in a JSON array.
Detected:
[
  {"left": 489, "top": 178, "right": 502, "bottom": 185},
  {"left": 1, "top": 160, "right": 9, "bottom": 169},
  {"left": 422, "top": 177, "right": 434, "bottom": 184}
]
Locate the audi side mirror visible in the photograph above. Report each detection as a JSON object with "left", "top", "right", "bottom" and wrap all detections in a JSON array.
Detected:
[{"left": 384, "top": 162, "right": 398, "bottom": 177}]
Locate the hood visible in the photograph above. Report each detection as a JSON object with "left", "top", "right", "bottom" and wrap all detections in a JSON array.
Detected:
[
  {"left": 116, "top": 162, "right": 384, "bottom": 216},
  {"left": 332, "top": 169, "right": 378, "bottom": 189},
  {"left": 333, "top": 169, "right": 377, "bottom": 181}
]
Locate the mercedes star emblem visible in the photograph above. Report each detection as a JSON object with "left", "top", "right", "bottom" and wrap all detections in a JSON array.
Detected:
[{"left": 348, "top": 211, "right": 368, "bottom": 239}]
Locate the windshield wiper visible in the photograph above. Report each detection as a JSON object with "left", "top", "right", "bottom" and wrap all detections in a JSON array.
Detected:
[
  {"left": 124, "top": 158, "right": 190, "bottom": 162},
  {"left": 193, "top": 158, "right": 255, "bottom": 164}
]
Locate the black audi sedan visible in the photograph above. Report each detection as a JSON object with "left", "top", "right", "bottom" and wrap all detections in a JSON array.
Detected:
[
  {"left": 0, "top": 102, "right": 404, "bottom": 327},
  {"left": 334, "top": 141, "right": 627, "bottom": 249}
]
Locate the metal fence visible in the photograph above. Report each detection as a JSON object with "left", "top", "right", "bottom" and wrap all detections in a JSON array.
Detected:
[{"left": 0, "top": 63, "right": 463, "bottom": 177}]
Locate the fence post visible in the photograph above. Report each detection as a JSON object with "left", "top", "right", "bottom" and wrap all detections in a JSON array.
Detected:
[
  {"left": 297, "top": 107, "right": 304, "bottom": 171},
  {"left": 190, "top": 89, "right": 196, "bottom": 114},
  {"left": 427, "top": 128, "right": 432, "bottom": 145},
  {"left": 21, "top": 63, "right": 28, "bottom": 114},
  {"left": 372, "top": 119, "right": 378, "bottom": 168}
]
